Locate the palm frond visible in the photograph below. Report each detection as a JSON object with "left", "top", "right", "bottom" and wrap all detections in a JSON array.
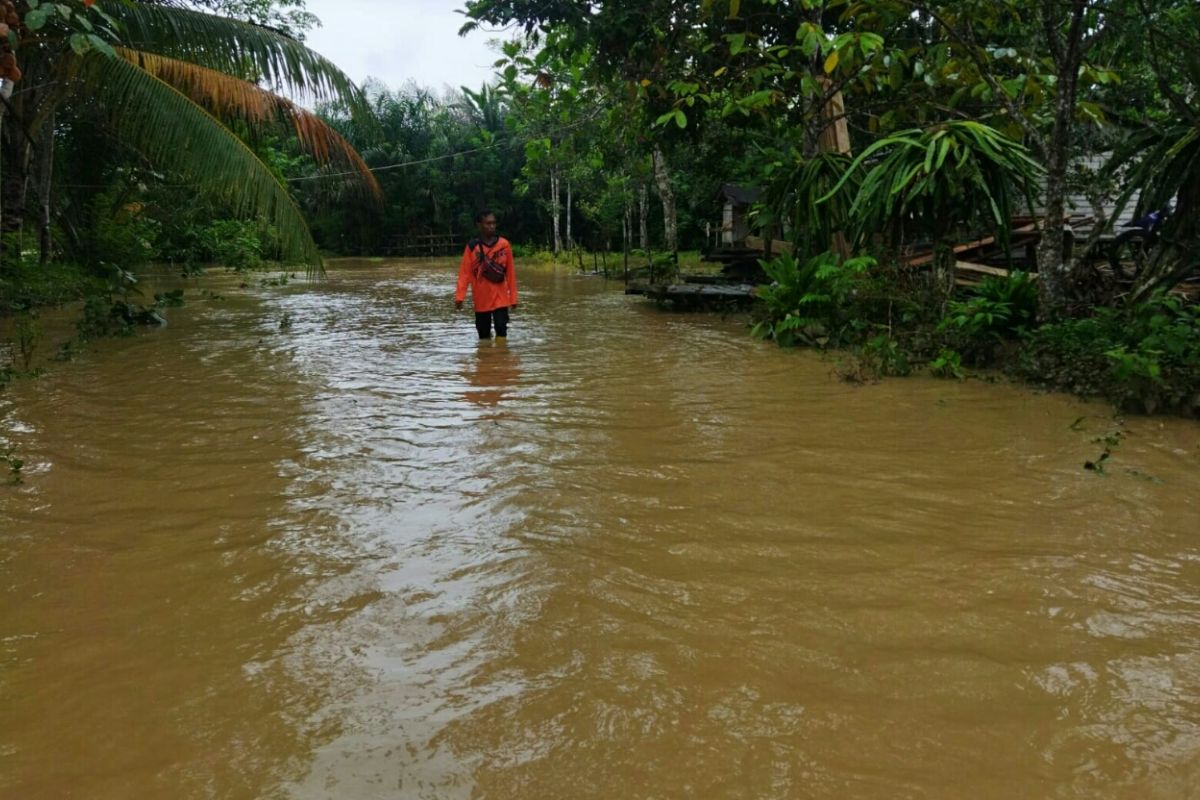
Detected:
[
  {"left": 837, "top": 122, "right": 1043, "bottom": 248},
  {"left": 766, "top": 151, "right": 857, "bottom": 256},
  {"left": 118, "top": 48, "right": 382, "bottom": 202},
  {"left": 106, "top": 2, "right": 375, "bottom": 125},
  {"left": 1109, "top": 123, "right": 1200, "bottom": 221},
  {"left": 77, "top": 51, "right": 322, "bottom": 268}
]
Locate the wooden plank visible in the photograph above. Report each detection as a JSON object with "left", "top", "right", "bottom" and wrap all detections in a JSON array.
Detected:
[
  {"left": 955, "top": 260, "right": 1013, "bottom": 278},
  {"left": 953, "top": 261, "right": 1039, "bottom": 286},
  {"left": 626, "top": 282, "right": 758, "bottom": 300},
  {"left": 903, "top": 220, "right": 1046, "bottom": 268},
  {"left": 662, "top": 284, "right": 757, "bottom": 298},
  {"left": 904, "top": 235, "right": 996, "bottom": 267}
]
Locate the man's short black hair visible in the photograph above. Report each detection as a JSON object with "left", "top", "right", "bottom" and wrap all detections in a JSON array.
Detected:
[{"left": 475, "top": 209, "right": 495, "bottom": 223}]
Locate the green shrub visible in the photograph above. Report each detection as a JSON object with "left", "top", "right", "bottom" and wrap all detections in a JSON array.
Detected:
[
  {"left": 752, "top": 250, "right": 876, "bottom": 347},
  {"left": 0, "top": 259, "right": 104, "bottom": 315},
  {"left": 976, "top": 271, "right": 1038, "bottom": 331},
  {"left": 934, "top": 271, "right": 1036, "bottom": 363},
  {"left": 930, "top": 347, "right": 966, "bottom": 379},
  {"left": 201, "top": 219, "right": 264, "bottom": 270},
  {"left": 1018, "top": 293, "right": 1200, "bottom": 415},
  {"left": 89, "top": 197, "right": 160, "bottom": 269}
]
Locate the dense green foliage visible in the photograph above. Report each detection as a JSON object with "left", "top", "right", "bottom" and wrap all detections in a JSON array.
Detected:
[
  {"left": 0, "top": 0, "right": 1198, "bottom": 417},
  {"left": 1019, "top": 295, "right": 1200, "bottom": 415},
  {"left": 751, "top": 251, "right": 876, "bottom": 348}
]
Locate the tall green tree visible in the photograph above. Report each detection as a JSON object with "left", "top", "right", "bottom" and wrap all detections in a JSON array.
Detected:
[{"left": 1, "top": 0, "right": 377, "bottom": 268}]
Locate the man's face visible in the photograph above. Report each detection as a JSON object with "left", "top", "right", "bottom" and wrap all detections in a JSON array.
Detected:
[{"left": 478, "top": 214, "right": 497, "bottom": 238}]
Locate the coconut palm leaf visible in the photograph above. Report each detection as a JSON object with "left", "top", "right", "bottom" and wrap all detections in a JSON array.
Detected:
[
  {"left": 105, "top": 2, "right": 375, "bottom": 122},
  {"left": 118, "top": 48, "right": 383, "bottom": 202},
  {"left": 78, "top": 51, "right": 321, "bottom": 267}
]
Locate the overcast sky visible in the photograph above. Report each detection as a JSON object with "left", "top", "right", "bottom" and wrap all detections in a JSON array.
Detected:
[{"left": 301, "top": 0, "right": 502, "bottom": 95}]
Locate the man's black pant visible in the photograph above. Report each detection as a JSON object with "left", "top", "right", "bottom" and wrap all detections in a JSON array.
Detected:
[{"left": 475, "top": 306, "right": 509, "bottom": 339}]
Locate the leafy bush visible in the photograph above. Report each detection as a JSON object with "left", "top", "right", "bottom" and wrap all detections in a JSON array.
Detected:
[
  {"left": 943, "top": 272, "right": 1036, "bottom": 338},
  {"left": 752, "top": 250, "right": 875, "bottom": 347},
  {"left": 930, "top": 347, "right": 966, "bottom": 379},
  {"left": 201, "top": 219, "right": 264, "bottom": 270},
  {"left": 1017, "top": 293, "right": 1200, "bottom": 415},
  {"left": 940, "top": 296, "right": 1016, "bottom": 340},
  {"left": 0, "top": 258, "right": 103, "bottom": 315},
  {"left": 156, "top": 218, "right": 270, "bottom": 270},
  {"left": 976, "top": 271, "right": 1037, "bottom": 331},
  {"left": 937, "top": 271, "right": 1038, "bottom": 364},
  {"left": 89, "top": 196, "right": 161, "bottom": 269}
]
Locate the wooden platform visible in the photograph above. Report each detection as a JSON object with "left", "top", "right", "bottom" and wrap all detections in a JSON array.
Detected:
[{"left": 626, "top": 281, "right": 758, "bottom": 309}]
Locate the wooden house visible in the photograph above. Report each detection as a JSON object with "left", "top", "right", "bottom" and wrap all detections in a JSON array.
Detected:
[{"left": 717, "top": 184, "right": 761, "bottom": 246}]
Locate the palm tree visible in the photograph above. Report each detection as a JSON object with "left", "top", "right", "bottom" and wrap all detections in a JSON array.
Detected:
[
  {"left": 458, "top": 83, "right": 508, "bottom": 135},
  {"left": 1, "top": 0, "right": 380, "bottom": 268}
]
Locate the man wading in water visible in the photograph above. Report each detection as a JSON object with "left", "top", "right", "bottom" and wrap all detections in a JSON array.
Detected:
[{"left": 455, "top": 209, "right": 518, "bottom": 342}]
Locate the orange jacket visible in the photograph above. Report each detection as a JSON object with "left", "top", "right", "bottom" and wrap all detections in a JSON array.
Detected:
[{"left": 455, "top": 236, "right": 518, "bottom": 312}]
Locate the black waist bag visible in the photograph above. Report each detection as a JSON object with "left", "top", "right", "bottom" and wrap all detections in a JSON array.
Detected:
[{"left": 475, "top": 244, "right": 507, "bottom": 283}]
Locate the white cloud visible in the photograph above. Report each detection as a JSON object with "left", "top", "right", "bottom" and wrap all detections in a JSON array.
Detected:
[{"left": 301, "top": 0, "right": 500, "bottom": 94}]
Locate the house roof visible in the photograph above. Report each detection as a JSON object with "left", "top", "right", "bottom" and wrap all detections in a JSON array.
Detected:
[{"left": 719, "top": 184, "right": 762, "bottom": 205}]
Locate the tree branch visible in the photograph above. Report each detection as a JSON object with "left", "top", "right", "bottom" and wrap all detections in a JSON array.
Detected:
[
  {"left": 903, "top": 0, "right": 1047, "bottom": 154},
  {"left": 1135, "top": 0, "right": 1199, "bottom": 123}
]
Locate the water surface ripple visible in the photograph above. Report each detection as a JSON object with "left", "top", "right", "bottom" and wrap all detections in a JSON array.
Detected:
[{"left": 2, "top": 259, "right": 1199, "bottom": 799}]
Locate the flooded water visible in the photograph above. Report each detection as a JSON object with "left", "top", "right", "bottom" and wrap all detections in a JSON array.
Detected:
[{"left": 2, "top": 259, "right": 1200, "bottom": 799}]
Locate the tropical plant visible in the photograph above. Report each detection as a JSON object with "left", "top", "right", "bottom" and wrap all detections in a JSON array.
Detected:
[
  {"left": 752, "top": 250, "right": 875, "bottom": 347},
  {"left": 940, "top": 271, "right": 1038, "bottom": 340},
  {"left": 823, "top": 121, "right": 1042, "bottom": 299},
  {"left": 760, "top": 151, "right": 858, "bottom": 259},
  {"left": 1, "top": 0, "right": 380, "bottom": 270},
  {"left": 929, "top": 347, "right": 966, "bottom": 379},
  {"left": 1018, "top": 293, "right": 1200, "bottom": 415},
  {"left": 458, "top": 83, "right": 508, "bottom": 135},
  {"left": 1108, "top": 122, "right": 1200, "bottom": 301}
]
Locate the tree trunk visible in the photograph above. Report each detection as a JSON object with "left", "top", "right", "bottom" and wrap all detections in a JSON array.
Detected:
[
  {"left": 0, "top": 137, "right": 31, "bottom": 268},
  {"left": 550, "top": 168, "right": 562, "bottom": 254},
  {"left": 638, "top": 182, "right": 648, "bottom": 252},
  {"left": 430, "top": 192, "right": 441, "bottom": 228},
  {"left": 37, "top": 111, "right": 55, "bottom": 266},
  {"left": 1035, "top": 0, "right": 1088, "bottom": 319},
  {"left": 933, "top": 239, "right": 956, "bottom": 304},
  {"left": 623, "top": 191, "right": 631, "bottom": 278},
  {"left": 566, "top": 179, "right": 572, "bottom": 250},
  {"left": 651, "top": 147, "right": 677, "bottom": 254},
  {"left": 1035, "top": 113, "right": 1075, "bottom": 317}
]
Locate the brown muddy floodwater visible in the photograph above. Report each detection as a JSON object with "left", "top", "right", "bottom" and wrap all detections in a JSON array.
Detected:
[{"left": 2, "top": 259, "right": 1200, "bottom": 799}]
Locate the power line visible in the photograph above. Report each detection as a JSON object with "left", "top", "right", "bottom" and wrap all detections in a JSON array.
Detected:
[{"left": 286, "top": 137, "right": 510, "bottom": 182}]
